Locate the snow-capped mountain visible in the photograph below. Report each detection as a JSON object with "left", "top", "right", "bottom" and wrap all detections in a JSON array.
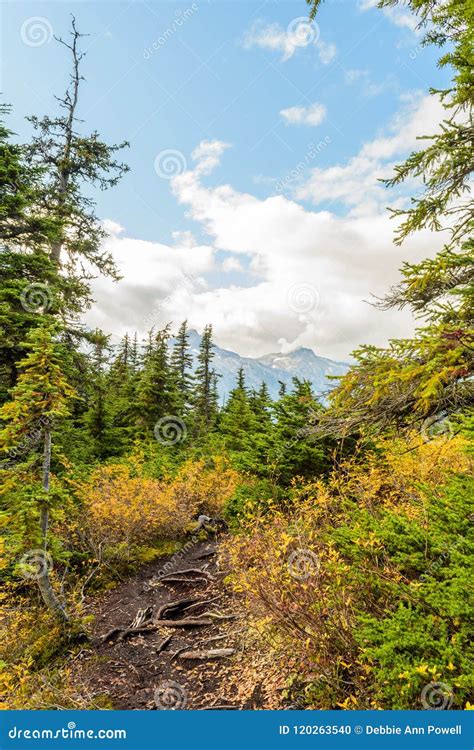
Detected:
[{"left": 176, "top": 330, "right": 349, "bottom": 404}]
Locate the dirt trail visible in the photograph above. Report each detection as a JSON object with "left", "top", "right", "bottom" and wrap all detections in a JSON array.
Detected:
[{"left": 71, "top": 537, "right": 264, "bottom": 710}]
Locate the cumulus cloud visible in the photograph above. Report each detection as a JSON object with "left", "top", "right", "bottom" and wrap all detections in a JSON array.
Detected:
[
  {"left": 358, "top": 0, "right": 419, "bottom": 32},
  {"left": 192, "top": 139, "right": 231, "bottom": 174},
  {"left": 344, "top": 68, "right": 399, "bottom": 98},
  {"left": 243, "top": 19, "right": 336, "bottom": 64},
  {"left": 87, "top": 94, "right": 443, "bottom": 362},
  {"left": 297, "top": 92, "right": 444, "bottom": 214},
  {"left": 280, "top": 102, "right": 327, "bottom": 126}
]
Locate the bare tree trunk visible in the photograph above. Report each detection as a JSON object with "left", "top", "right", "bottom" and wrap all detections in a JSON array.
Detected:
[
  {"left": 37, "top": 424, "right": 69, "bottom": 623},
  {"left": 50, "top": 18, "right": 83, "bottom": 265}
]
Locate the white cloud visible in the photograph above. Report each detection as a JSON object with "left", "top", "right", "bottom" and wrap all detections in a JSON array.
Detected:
[
  {"left": 297, "top": 92, "right": 444, "bottom": 214},
  {"left": 280, "top": 102, "right": 327, "bottom": 126},
  {"left": 358, "top": 0, "right": 419, "bottom": 32},
  {"left": 243, "top": 20, "right": 336, "bottom": 64},
  {"left": 345, "top": 68, "right": 399, "bottom": 98},
  {"left": 87, "top": 93, "right": 445, "bottom": 363},
  {"left": 192, "top": 139, "right": 231, "bottom": 174},
  {"left": 222, "top": 256, "right": 244, "bottom": 273},
  {"left": 316, "top": 39, "right": 337, "bottom": 64}
]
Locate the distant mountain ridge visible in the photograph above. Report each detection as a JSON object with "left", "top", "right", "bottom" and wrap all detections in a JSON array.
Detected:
[{"left": 172, "top": 330, "right": 349, "bottom": 403}]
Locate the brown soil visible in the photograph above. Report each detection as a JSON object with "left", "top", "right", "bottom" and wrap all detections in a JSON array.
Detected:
[{"left": 71, "top": 537, "right": 281, "bottom": 710}]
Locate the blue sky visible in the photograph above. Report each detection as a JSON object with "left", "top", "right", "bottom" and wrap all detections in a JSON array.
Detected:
[{"left": 1, "top": 0, "right": 450, "bottom": 360}]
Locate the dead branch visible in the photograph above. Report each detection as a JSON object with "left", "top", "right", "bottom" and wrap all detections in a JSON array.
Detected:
[
  {"left": 155, "top": 597, "right": 201, "bottom": 621},
  {"left": 159, "top": 568, "right": 213, "bottom": 580},
  {"left": 155, "top": 635, "right": 173, "bottom": 655},
  {"left": 177, "top": 648, "right": 235, "bottom": 660}
]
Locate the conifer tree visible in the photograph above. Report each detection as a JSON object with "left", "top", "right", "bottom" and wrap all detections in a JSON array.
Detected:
[
  {"left": 27, "top": 17, "right": 129, "bottom": 281},
  {"left": 0, "top": 324, "right": 75, "bottom": 621},
  {"left": 138, "top": 325, "right": 175, "bottom": 434},
  {"left": 193, "top": 324, "right": 218, "bottom": 431},
  {"left": 170, "top": 320, "right": 193, "bottom": 416},
  {"left": 309, "top": 0, "right": 474, "bottom": 437},
  {"left": 82, "top": 329, "right": 112, "bottom": 458},
  {"left": 271, "top": 378, "right": 326, "bottom": 484}
]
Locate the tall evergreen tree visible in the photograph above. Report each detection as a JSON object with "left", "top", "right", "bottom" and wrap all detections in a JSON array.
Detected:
[
  {"left": 138, "top": 325, "right": 175, "bottom": 434},
  {"left": 27, "top": 17, "right": 129, "bottom": 282},
  {"left": 170, "top": 320, "right": 193, "bottom": 416},
  {"left": 193, "top": 324, "right": 218, "bottom": 431},
  {"left": 0, "top": 325, "right": 75, "bottom": 621},
  {"left": 309, "top": 0, "right": 474, "bottom": 437}
]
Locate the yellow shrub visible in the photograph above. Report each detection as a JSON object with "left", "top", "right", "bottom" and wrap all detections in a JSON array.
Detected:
[{"left": 73, "top": 456, "right": 239, "bottom": 561}]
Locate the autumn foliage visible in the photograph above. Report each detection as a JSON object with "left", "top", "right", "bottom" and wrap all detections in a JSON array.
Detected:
[{"left": 225, "top": 433, "right": 473, "bottom": 709}]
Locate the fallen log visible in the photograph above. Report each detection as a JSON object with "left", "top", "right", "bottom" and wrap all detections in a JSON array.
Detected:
[
  {"left": 155, "top": 634, "right": 173, "bottom": 655},
  {"left": 159, "top": 576, "right": 209, "bottom": 585},
  {"left": 155, "top": 597, "right": 201, "bottom": 621},
  {"left": 178, "top": 648, "right": 235, "bottom": 660},
  {"left": 159, "top": 568, "right": 213, "bottom": 580},
  {"left": 158, "top": 617, "right": 212, "bottom": 628}
]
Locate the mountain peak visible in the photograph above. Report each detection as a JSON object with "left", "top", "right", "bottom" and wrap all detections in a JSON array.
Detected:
[{"left": 171, "top": 329, "right": 349, "bottom": 402}]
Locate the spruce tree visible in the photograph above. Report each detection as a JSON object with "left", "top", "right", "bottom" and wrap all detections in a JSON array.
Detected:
[
  {"left": 193, "top": 324, "right": 218, "bottom": 431},
  {"left": 170, "top": 320, "right": 193, "bottom": 416},
  {"left": 138, "top": 325, "right": 175, "bottom": 434},
  {"left": 0, "top": 324, "right": 75, "bottom": 621}
]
